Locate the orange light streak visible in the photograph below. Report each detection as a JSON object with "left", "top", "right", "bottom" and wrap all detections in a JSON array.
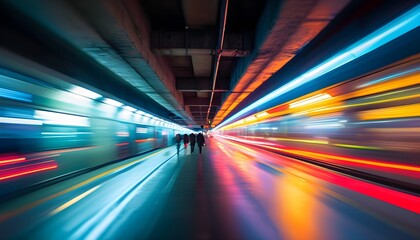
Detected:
[
  {"left": 220, "top": 136, "right": 420, "bottom": 173},
  {"left": 135, "top": 138, "right": 155, "bottom": 143},
  {"left": 116, "top": 142, "right": 129, "bottom": 147},
  {"left": 261, "top": 145, "right": 420, "bottom": 172},
  {"left": 0, "top": 157, "right": 26, "bottom": 165},
  {"left": 218, "top": 137, "right": 420, "bottom": 214}
]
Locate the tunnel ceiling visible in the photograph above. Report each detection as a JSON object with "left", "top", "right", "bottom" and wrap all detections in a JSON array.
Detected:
[
  {"left": 140, "top": 0, "right": 350, "bottom": 127},
  {"left": 142, "top": 0, "right": 266, "bottom": 127},
  {"left": 1, "top": 0, "right": 351, "bottom": 127}
]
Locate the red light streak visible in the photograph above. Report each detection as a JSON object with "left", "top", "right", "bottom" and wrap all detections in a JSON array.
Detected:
[
  {"left": 0, "top": 161, "right": 58, "bottom": 181},
  {"left": 304, "top": 163, "right": 420, "bottom": 214},
  {"left": 219, "top": 138, "right": 420, "bottom": 214},
  {"left": 266, "top": 104, "right": 289, "bottom": 114},
  {"left": 219, "top": 135, "right": 420, "bottom": 174},
  {"left": 116, "top": 142, "right": 129, "bottom": 146},
  {"left": 0, "top": 156, "right": 26, "bottom": 165},
  {"left": 262, "top": 145, "right": 420, "bottom": 173},
  {"left": 135, "top": 138, "right": 155, "bottom": 143}
]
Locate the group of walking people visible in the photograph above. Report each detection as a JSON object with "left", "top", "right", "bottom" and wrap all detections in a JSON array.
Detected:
[{"left": 175, "top": 132, "right": 205, "bottom": 154}]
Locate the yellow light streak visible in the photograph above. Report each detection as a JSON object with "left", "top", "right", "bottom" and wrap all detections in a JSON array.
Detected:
[
  {"left": 358, "top": 103, "right": 420, "bottom": 121},
  {"left": 50, "top": 186, "right": 100, "bottom": 216},
  {"left": 289, "top": 93, "right": 332, "bottom": 108},
  {"left": 262, "top": 146, "right": 420, "bottom": 172},
  {"left": 333, "top": 144, "right": 381, "bottom": 150},
  {"left": 292, "top": 92, "right": 420, "bottom": 117},
  {"left": 0, "top": 149, "right": 166, "bottom": 222},
  {"left": 256, "top": 112, "right": 269, "bottom": 118}
]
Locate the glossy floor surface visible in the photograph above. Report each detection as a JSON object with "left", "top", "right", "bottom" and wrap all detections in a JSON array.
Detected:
[{"left": 0, "top": 137, "right": 419, "bottom": 239}]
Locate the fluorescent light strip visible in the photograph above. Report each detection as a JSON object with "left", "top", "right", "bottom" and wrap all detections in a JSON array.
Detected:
[
  {"left": 34, "top": 110, "right": 90, "bottom": 127},
  {"left": 289, "top": 93, "right": 331, "bottom": 108},
  {"left": 255, "top": 112, "right": 269, "bottom": 118},
  {"left": 123, "top": 106, "right": 136, "bottom": 112},
  {"left": 70, "top": 86, "right": 102, "bottom": 99},
  {"left": 136, "top": 110, "right": 146, "bottom": 115},
  {"left": 215, "top": 5, "right": 420, "bottom": 130},
  {"left": 104, "top": 98, "right": 123, "bottom": 107},
  {"left": 0, "top": 117, "right": 42, "bottom": 125}
]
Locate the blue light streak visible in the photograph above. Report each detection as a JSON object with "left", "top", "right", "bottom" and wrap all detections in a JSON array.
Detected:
[
  {"left": 357, "top": 67, "right": 420, "bottom": 88},
  {"left": 0, "top": 87, "right": 32, "bottom": 102},
  {"left": 215, "top": 4, "right": 420, "bottom": 130}
]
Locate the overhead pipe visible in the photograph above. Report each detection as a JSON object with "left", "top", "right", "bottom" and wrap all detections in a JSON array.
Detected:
[{"left": 206, "top": 0, "right": 229, "bottom": 123}]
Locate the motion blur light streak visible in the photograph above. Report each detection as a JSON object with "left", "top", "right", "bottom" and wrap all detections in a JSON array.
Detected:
[
  {"left": 135, "top": 138, "right": 155, "bottom": 143},
  {"left": 0, "top": 117, "right": 43, "bottom": 125},
  {"left": 34, "top": 110, "right": 89, "bottom": 127},
  {"left": 255, "top": 112, "right": 269, "bottom": 118},
  {"left": 333, "top": 144, "right": 381, "bottom": 150},
  {"left": 116, "top": 142, "right": 129, "bottom": 147},
  {"left": 266, "top": 137, "right": 329, "bottom": 145},
  {"left": 304, "top": 123, "right": 344, "bottom": 129},
  {"left": 122, "top": 106, "right": 136, "bottom": 112},
  {"left": 312, "top": 166, "right": 420, "bottom": 214},
  {"left": 0, "top": 156, "right": 26, "bottom": 165},
  {"left": 289, "top": 93, "right": 332, "bottom": 108},
  {"left": 219, "top": 135, "right": 420, "bottom": 173},
  {"left": 219, "top": 135, "right": 277, "bottom": 146},
  {"left": 0, "top": 161, "right": 58, "bottom": 181},
  {"left": 0, "top": 87, "right": 32, "bottom": 102},
  {"left": 74, "top": 153, "right": 176, "bottom": 240},
  {"left": 0, "top": 149, "right": 166, "bottom": 223},
  {"left": 49, "top": 185, "right": 101, "bottom": 216},
  {"left": 103, "top": 98, "right": 123, "bottom": 107},
  {"left": 69, "top": 86, "right": 102, "bottom": 99},
  {"left": 215, "top": 5, "right": 420, "bottom": 129},
  {"left": 28, "top": 154, "right": 60, "bottom": 162},
  {"left": 357, "top": 67, "right": 420, "bottom": 88},
  {"left": 26, "top": 146, "right": 97, "bottom": 157},
  {"left": 264, "top": 145, "right": 420, "bottom": 173},
  {"left": 358, "top": 103, "right": 420, "bottom": 120},
  {"left": 222, "top": 138, "right": 420, "bottom": 214}
]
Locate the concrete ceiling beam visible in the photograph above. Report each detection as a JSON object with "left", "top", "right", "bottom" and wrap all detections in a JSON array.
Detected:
[
  {"left": 176, "top": 77, "right": 229, "bottom": 91},
  {"left": 184, "top": 97, "right": 220, "bottom": 106},
  {"left": 151, "top": 30, "right": 251, "bottom": 57}
]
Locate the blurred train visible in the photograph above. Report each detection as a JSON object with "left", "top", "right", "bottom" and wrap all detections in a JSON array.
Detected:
[
  {"left": 0, "top": 67, "right": 191, "bottom": 198},
  {"left": 217, "top": 55, "right": 420, "bottom": 192}
]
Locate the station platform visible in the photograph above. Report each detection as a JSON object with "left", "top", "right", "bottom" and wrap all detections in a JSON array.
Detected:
[{"left": 0, "top": 137, "right": 419, "bottom": 239}]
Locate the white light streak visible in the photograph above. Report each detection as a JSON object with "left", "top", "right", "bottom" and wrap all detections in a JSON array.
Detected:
[
  {"left": 70, "top": 86, "right": 102, "bottom": 99},
  {"left": 104, "top": 98, "right": 123, "bottom": 107},
  {"left": 289, "top": 93, "right": 332, "bottom": 108}
]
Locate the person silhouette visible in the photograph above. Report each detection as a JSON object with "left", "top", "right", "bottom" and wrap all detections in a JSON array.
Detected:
[
  {"left": 183, "top": 134, "right": 189, "bottom": 149},
  {"left": 189, "top": 133, "right": 196, "bottom": 153},
  {"left": 197, "top": 132, "right": 205, "bottom": 154},
  {"left": 175, "top": 133, "right": 182, "bottom": 154}
]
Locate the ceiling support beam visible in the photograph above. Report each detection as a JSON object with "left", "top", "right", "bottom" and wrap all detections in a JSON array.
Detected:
[
  {"left": 176, "top": 77, "right": 229, "bottom": 91},
  {"left": 151, "top": 30, "right": 250, "bottom": 57},
  {"left": 207, "top": 0, "right": 229, "bottom": 121},
  {"left": 184, "top": 97, "right": 214, "bottom": 105}
]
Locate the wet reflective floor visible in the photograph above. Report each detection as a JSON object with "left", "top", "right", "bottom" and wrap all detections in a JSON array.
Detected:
[
  {"left": 0, "top": 137, "right": 419, "bottom": 239},
  {"left": 149, "top": 137, "right": 419, "bottom": 240}
]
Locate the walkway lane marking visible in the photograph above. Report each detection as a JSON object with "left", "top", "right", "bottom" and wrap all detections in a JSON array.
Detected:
[
  {"left": 49, "top": 185, "right": 101, "bottom": 216},
  {"left": 0, "top": 148, "right": 167, "bottom": 222}
]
